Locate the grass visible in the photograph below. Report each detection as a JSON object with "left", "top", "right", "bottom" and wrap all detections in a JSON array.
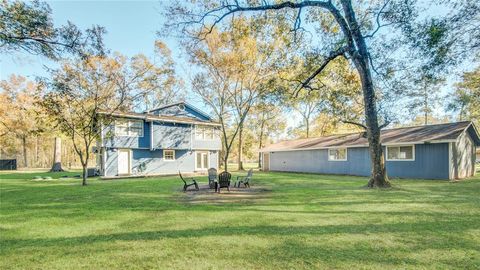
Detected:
[
  {"left": 226, "top": 162, "right": 259, "bottom": 170},
  {"left": 1, "top": 169, "right": 480, "bottom": 269}
]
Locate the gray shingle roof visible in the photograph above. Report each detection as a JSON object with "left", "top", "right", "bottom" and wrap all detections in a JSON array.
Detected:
[
  {"left": 260, "top": 121, "right": 480, "bottom": 152},
  {"left": 96, "top": 110, "right": 220, "bottom": 126}
]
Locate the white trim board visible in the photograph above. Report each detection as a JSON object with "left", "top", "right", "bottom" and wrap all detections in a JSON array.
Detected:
[
  {"left": 163, "top": 149, "right": 176, "bottom": 161},
  {"left": 327, "top": 148, "right": 348, "bottom": 161},
  {"left": 448, "top": 142, "right": 454, "bottom": 180}
]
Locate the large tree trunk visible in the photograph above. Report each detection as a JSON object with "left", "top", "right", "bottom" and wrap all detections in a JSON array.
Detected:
[
  {"left": 356, "top": 58, "right": 390, "bottom": 188},
  {"left": 356, "top": 66, "right": 389, "bottom": 188},
  {"left": 22, "top": 135, "right": 28, "bottom": 168},
  {"left": 237, "top": 125, "right": 244, "bottom": 171},
  {"left": 354, "top": 57, "right": 389, "bottom": 188},
  {"left": 50, "top": 137, "right": 64, "bottom": 172},
  {"left": 341, "top": 0, "right": 390, "bottom": 188}
]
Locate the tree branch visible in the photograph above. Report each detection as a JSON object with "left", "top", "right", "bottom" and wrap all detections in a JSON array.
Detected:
[
  {"left": 294, "top": 46, "right": 348, "bottom": 96},
  {"left": 341, "top": 120, "right": 367, "bottom": 130},
  {"left": 379, "top": 120, "right": 391, "bottom": 129}
]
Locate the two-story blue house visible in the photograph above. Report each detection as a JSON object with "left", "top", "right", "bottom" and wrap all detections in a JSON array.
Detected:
[{"left": 96, "top": 102, "right": 221, "bottom": 177}]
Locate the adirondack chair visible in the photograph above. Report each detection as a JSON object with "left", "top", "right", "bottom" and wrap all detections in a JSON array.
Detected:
[
  {"left": 207, "top": 168, "right": 217, "bottom": 189},
  {"left": 217, "top": 171, "right": 231, "bottom": 193},
  {"left": 178, "top": 171, "right": 199, "bottom": 192},
  {"left": 235, "top": 169, "right": 253, "bottom": 188}
]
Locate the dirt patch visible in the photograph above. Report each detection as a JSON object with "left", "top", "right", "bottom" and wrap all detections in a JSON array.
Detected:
[{"left": 180, "top": 184, "right": 272, "bottom": 204}]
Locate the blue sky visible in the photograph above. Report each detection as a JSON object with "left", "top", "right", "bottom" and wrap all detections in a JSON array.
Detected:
[
  {"left": 0, "top": 0, "right": 211, "bottom": 113},
  {"left": 0, "top": 1, "right": 474, "bottom": 131},
  {"left": 1, "top": 1, "right": 183, "bottom": 80}
]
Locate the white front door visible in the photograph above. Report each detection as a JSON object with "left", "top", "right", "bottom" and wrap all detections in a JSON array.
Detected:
[
  {"left": 196, "top": 151, "right": 209, "bottom": 170},
  {"left": 117, "top": 149, "right": 131, "bottom": 175}
]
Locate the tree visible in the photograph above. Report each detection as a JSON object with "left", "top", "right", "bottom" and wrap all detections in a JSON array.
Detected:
[
  {"left": 188, "top": 18, "right": 283, "bottom": 171},
  {"left": 0, "top": 75, "right": 45, "bottom": 168},
  {"left": 246, "top": 101, "right": 286, "bottom": 168},
  {"left": 1, "top": 0, "right": 106, "bottom": 59},
  {"left": 167, "top": 0, "right": 480, "bottom": 187},
  {"left": 131, "top": 41, "right": 182, "bottom": 111},
  {"left": 2, "top": 0, "right": 108, "bottom": 171},
  {"left": 40, "top": 51, "right": 175, "bottom": 185},
  {"left": 405, "top": 74, "right": 445, "bottom": 125},
  {"left": 288, "top": 90, "right": 326, "bottom": 138},
  {"left": 449, "top": 67, "right": 480, "bottom": 127}
]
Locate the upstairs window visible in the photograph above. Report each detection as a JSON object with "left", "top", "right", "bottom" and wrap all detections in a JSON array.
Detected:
[
  {"left": 328, "top": 148, "right": 347, "bottom": 161},
  {"left": 115, "top": 119, "right": 143, "bottom": 137},
  {"left": 195, "top": 125, "right": 215, "bottom": 140},
  {"left": 387, "top": 145, "right": 414, "bottom": 161}
]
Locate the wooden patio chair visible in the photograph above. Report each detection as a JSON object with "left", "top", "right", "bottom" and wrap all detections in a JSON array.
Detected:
[
  {"left": 207, "top": 168, "right": 217, "bottom": 189},
  {"left": 178, "top": 171, "right": 199, "bottom": 192},
  {"left": 217, "top": 171, "right": 231, "bottom": 193},
  {"left": 235, "top": 169, "right": 253, "bottom": 188}
]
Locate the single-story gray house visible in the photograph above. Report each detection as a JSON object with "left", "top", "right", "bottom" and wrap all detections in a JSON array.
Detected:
[
  {"left": 95, "top": 102, "right": 221, "bottom": 177},
  {"left": 260, "top": 121, "right": 480, "bottom": 180}
]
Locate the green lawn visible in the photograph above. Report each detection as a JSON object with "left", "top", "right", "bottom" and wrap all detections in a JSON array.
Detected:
[{"left": 1, "top": 170, "right": 479, "bottom": 269}]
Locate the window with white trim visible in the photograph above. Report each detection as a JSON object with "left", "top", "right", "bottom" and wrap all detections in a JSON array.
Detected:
[
  {"left": 195, "top": 125, "right": 215, "bottom": 140},
  {"left": 328, "top": 148, "right": 347, "bottom": 161},
  {"left": 163, "top": 150, "right": 175, "bottom": 161},
  {"left": 386, "top": 145, "right": 414, "bottom": 161},
  {"left": 115, "top": 119, "right": 144, "bottom": 137}
]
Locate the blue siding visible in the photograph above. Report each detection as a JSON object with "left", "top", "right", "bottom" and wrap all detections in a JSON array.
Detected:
[
  {"left": 103, "top": 148, "right": 219, "bottom": 176},
  {"left": 270, "top": 148, "right": 370, "bottom": 176},
  {"left": 192, "top": 134, "right": 222, "bottom": 150},
  {"left": 104, "top": 121, "right": 150, "bottom": 149},
  {"left": 269, "top": 143, "right": 450, "bottom": 179},
  {"left": 386, "top": 143, "right": 449, "bottom": 179},
  {"left": 152, "top": 122, "right": 191, "bottom": 149},
  {"left": 104, "top": 148, "right": 118, "bottom": 176},
  {"left": 131, "top": 149, "right": 194, "bottom": 174}
]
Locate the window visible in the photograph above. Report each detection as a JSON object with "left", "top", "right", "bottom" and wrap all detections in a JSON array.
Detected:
[
  {"left": 163, "top": 150, "right": 175, "bottom": 161},
  {"left": 115, "top": 120, "right": 129, "bottom": 136},
  {"left": 386, "top": 145, "right": 414, "bottom": 161},
  {"left": 129, "top": 121, "right": 143, "bottom": 137},
  {"left": 328, "top": 148, "right": 347, "bottom": 161},
  {"left": 195, "top": 125, "right": 215, "bottom": 140},
  {"left": 115, "top": 119, "right": 144, "bottom": 137}
]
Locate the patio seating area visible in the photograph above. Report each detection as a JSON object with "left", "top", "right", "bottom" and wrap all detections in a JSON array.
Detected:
[{"left": 178, "top": 168, "right": 255, "bottom": 194}]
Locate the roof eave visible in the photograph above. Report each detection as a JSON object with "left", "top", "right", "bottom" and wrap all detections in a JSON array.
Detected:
[
  {"left": 97, "top": 111, "right": 221, "bottom": 126},
  {"left": 259, "top": 139, "right": 458, "bottom": 152},
  {"left": 144, "top": 101, "right": 213, "bottom": 121},
  {"left": 467, "top": 122, "right": 480, "bottom": 145}
]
